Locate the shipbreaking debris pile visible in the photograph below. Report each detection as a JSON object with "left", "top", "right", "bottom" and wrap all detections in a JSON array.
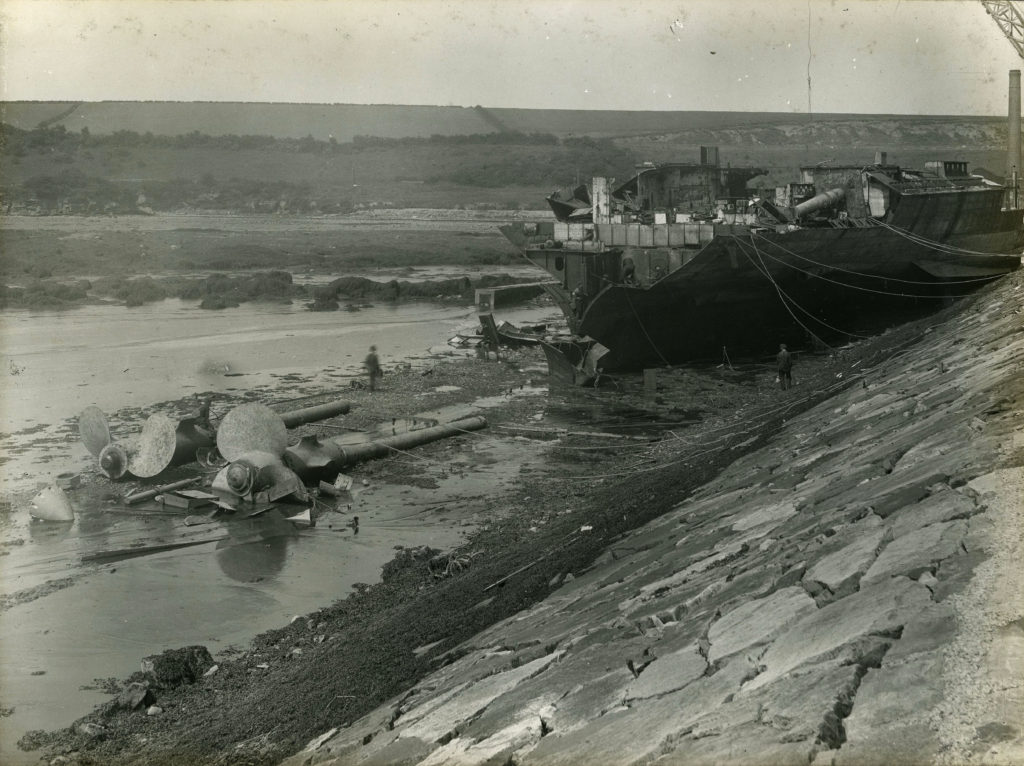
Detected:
[{"left": 31, "top": 396, "right": 487, "bottom": 548}]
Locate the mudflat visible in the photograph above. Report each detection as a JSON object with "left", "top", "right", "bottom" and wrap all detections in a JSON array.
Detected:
[{"left": 11, "top": 287, "right": 964, "bottom": 765}]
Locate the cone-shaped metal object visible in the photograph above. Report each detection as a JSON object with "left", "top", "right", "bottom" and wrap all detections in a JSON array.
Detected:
[
  {"left": 99, "top": 442, "right": 132, "bottom": 480},
  {"left": 128, "top": 414, "right": 178, "bottom": 478},
  {"left": 212, "top": 450, "right": 307, "bottom": 503},
  {"left": 30, "top": 484, "right": 75, "bottom": 522},
  {"left": 212, "top": 450, "right": 280, "bottom": 497},
  {"left": 78, "top": 406, "right": 112, "bottom": 457},
  {"left": 217, "top": 404, "right": 287, "bottom": 462}
]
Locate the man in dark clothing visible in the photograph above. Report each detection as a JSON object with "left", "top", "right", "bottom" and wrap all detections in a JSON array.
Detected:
[
  {"left": 364, "top": 345, "right": 382, "bottom": 391},
  {"left": 193, "top": 397, "right": 214, "bottom": 438},
  {"left": 196, "top": 398, "right": 212, "bottom": 428},
  {"left": 570, "top": 283, "right": 588, "bottom": 316},
  {"left": 621, "top": 257, "right": 637, "bottom": 285},
  {"left": 776, "top": 343, "right": 793, "bottom": 390}
]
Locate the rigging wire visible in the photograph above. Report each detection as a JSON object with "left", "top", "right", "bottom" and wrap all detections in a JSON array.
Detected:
[
  {"left": 729, "top": 236, "right": 837, "bottom": 347},
  {"left": 745, "top": 235, "right": 987, "bottom": 300},
  {"left": 623, "top": 288, "right": 673, "bottom": 367},
  {"left": 322, "top": 333, "right": 917, "bottom": 486},
  {"left": 319, "top": 325, "right": 933, "bottom": 486},
  {"left": 740, "top": 235, "right": 875, "bottom": 340},
  {"left": 565, "top": 328, "right": 926, "bottom": 480},
  {"left": 876, "top": 219, "right": 1024, "bottom": 259},
  {"left": 737, "top": 236, "right": 881, "bottom": 338},
  {"left": 750, "top": 229, "right": 1006, "bottom": 286},
  {"left": 440, "top": 421, "right": 667, "bottom": 461}
]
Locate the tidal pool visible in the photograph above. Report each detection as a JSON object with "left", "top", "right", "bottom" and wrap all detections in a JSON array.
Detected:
[{"left": 0, "top": 291, "right": 558, "bottom": 762}]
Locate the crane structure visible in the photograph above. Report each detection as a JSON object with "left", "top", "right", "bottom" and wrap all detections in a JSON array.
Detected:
[
  {"left": 983, "top": 1, "right": 1024, "bottom": 59},
  {"left": 983, "top": 0, "right": 1024, "bottom": 198}
]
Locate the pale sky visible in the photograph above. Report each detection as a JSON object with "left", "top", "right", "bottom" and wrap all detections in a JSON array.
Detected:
[{"left": 0, "top": 0, "right": 1019, "bottom": 115}]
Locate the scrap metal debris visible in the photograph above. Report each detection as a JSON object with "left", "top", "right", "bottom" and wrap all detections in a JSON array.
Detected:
[
  {"left": 29, "top": 484, "right": 75, "bottom": 522},
  {"left": 216, "top": 403, "right": 289, "bottom": 462},
  {"left": 65, "top": 392, "right": 488, "bottom": 555}
]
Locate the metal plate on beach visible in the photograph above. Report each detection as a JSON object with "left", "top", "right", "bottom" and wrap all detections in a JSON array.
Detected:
[
  {"left": 78, "top": 406, "right": 111, "bottom": 456},
  {"left": 128, "top": 414, "right": 178, "bottom": 478},
  {"left": 217, "top": 404, "right": 288, "bottom": 462}
]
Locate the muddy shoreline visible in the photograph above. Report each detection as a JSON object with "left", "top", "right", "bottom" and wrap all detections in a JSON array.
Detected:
[{"left": 11, "top": 300, "right": 949, "bottom": 765}]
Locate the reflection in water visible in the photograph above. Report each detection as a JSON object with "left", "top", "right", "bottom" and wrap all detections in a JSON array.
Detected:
[
  {"left": 215, "top": 513, "right": 297, "bottom": 582},
  {"left": 26, "top": 518, "right": 75, "bottom": 545},
  {"left": 0, "top": 287, "right": 560, "bottom": 763}
]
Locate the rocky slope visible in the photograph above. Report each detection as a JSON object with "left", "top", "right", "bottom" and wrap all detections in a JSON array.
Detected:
[{"left": 286, "top": 273, "right": 1024, "bottom": 766}]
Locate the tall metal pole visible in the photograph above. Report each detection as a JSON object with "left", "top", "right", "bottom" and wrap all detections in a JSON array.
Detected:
[{"left": 1010, "top": 70, "right": 1021, "bottom": 207}]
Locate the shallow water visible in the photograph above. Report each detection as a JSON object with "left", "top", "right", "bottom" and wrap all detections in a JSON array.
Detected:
[
  {"left": 0, "top": 292, "right": 555, "bottom": 493},
  {"left": 0, "top": 290, "right": 559, "bottom": 762},
  {"left": 0, "top": 428, "right": 544, "bottom": 764}
]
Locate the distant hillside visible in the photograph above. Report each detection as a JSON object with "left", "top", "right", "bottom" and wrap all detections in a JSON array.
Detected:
[
  {"left": 0, "top": 102, "right": 496, "bottom": 143},
  {"left": 0, "top": 101, "right": 1006, "bottom": 142},
  {"left": 0, "top": 106, "right": 1008, "bottom": 215}
]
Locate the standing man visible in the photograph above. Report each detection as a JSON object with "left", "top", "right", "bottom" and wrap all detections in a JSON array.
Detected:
[
  {"left": 192, "top": 396, "right": 214, "bottom": 439},
  {"left": 364, "top": 345, "right": 382, "bottom": 391},
  {"left": 621, "top": 257, "right": 637, "bottom": 285},
  {"left": 570, "top": 282, "right": 588, "bottom": 316},
  {"left": 776, "top": 343, "right": 793, "bottom": 391}
]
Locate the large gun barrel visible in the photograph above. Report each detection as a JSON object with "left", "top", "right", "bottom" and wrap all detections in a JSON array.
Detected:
[{"left": 793, "top": 187, "right": 846, "bottom": 219}]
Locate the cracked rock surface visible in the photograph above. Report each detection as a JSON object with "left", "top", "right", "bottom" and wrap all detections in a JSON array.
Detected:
[{"left": 286, "top": 276, "right": 1024, "bottom": 765}]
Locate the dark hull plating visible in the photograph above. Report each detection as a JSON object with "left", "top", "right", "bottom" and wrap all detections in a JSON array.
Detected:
[{"left": 574, "top": 223, "right": 1022, "bottom": 369}]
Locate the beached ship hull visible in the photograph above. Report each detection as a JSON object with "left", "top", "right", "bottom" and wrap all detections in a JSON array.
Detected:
[
  {"left": 502, "top": 153, "right": 1023, "bottom": 371},
  {"left": 589, "top": 224, "right": 1021, "bottom": 369}
]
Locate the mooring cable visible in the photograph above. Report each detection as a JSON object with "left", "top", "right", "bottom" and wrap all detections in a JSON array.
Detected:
[
  {"left": 876, "top": 219, "right": 1024, "bottom": 258},
  {"left": 750, "top": 229, "right": 1005, "bottom": 285},
  {"left": 729, "top": 236, "right": 837, "bottom": 348},
  {"left": 741, "top": 235, "right": 877, "bottom": 342},
  {"left": 623, "top": 288, "right": 673, "bottom": 367},
  {"left": 747, "top": 234, "right": 994, "bottom": 299}
]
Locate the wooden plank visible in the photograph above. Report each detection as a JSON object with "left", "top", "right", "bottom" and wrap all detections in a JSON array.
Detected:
[{"left": 81, "top": 536, "right": 225, "bottom": 564}]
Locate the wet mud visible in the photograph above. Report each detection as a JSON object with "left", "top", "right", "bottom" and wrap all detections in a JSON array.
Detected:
[
  {"left": 0, "top": 307, "right": 943, "bottom": 766},
  {"left": 0, "top": 344, "right": 550, "bottom": 763}
]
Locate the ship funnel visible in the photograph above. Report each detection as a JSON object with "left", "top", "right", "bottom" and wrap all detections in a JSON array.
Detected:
[{"left": 1008, "top": 70, "right": 1021, "bottom": 193}]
